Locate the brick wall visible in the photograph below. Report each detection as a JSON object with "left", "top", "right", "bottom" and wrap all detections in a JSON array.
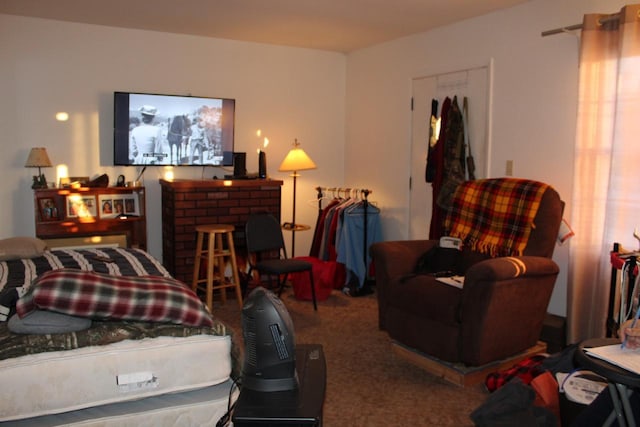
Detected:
[{"left": 160, "top": 179, "right": 282, "bottom": 284}]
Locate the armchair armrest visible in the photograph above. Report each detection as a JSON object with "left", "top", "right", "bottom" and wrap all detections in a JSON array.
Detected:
[
  {"left": 464, "top": 255, "right": 559, "bottom": 285},
  {"left": 370, "top": 239, "right": 438, "bottom": 330},
  {"left": 459, "top": 256, "right": 559, "bottom": 365}
]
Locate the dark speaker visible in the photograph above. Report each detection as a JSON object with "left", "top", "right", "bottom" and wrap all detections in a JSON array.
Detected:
[
  {"left": 233, "top": 152, "right": 247, "bottom": 178},
  {"left": 258, "top": 151, "right": 267, "bottom": 179}
]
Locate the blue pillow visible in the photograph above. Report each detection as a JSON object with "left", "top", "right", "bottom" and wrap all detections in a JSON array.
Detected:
[{"left": 8, "top": 310, "right": 92, "bottom": 334}]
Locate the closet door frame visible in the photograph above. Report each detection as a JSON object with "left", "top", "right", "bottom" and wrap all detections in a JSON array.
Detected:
[{"left": 408, "top": 60, "right": 494, "bottom": 240}]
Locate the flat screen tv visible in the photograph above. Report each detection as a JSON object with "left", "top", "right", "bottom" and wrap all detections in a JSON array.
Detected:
[{"left": 113, "top": 91, "right": 235, "bottom": 166}]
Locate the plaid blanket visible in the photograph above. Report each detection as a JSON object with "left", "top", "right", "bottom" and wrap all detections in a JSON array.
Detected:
[{"left": 443, "top": 178, "right": 549, "bottom": 257}]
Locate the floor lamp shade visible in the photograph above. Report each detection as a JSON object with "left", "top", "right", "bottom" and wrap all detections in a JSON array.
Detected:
[
  {"left": 278, "top": 145, "right": 317, "bottom": 173},
  {"left": 278, "top": 139, "right": 316, "bottom": 257}
]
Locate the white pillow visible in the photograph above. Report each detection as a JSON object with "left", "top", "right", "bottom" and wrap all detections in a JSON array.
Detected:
[{"left": 0, "top": 237, "right": 48, "bottom": 261}]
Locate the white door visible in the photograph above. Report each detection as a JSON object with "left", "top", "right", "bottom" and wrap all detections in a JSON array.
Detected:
[{"left": 409, "top": 66, "right": 491, "bottom": 240}]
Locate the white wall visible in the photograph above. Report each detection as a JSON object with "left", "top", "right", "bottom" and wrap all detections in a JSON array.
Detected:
[
  {"left": 345, "top": 0, "right": 629, "bottom": 316},
  {"left": 0, "top": 14, "right": 346, "bottom": 261}
]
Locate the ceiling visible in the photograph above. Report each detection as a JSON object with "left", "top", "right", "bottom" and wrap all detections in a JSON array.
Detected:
[{"left": 0, "top": 0, "right": 530, "bottom": 53}]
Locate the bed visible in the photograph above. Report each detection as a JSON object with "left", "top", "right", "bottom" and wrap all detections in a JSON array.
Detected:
[{"left": 0, "top": 240, "right": 240, "bottom": 426}]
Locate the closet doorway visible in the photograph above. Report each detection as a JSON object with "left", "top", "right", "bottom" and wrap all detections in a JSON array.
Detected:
[{"left": 409, "top": 64, "right": 492, "bottom": 239}]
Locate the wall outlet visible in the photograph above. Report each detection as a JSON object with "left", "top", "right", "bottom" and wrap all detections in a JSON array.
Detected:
[{"left": 506, "top": 160, "right": 513, "bottom": 176}]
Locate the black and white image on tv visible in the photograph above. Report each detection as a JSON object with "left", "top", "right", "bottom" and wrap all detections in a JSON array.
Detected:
[{"left": 113, "top": 92, "right": 235, "bottom": 167}]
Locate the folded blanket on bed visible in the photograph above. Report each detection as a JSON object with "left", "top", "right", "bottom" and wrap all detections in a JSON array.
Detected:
[{"left": 17, "top": 269, "right": 214, "bottom": 328}]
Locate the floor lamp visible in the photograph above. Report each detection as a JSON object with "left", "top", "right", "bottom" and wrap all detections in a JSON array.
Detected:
[{"left": 278, "top": 139, "right": 317, "bottom": 257}]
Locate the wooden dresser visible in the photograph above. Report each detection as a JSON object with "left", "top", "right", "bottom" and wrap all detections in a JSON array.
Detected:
[
  {"left": 33, "top": 186, "right": 147, "bottom": 250},
  {"left": 159, "top": 179, "right": 283, "bottom": 284}
]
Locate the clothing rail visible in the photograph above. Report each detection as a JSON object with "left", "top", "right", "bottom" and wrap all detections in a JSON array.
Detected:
[
  {"left": 315, "top": 187, "right": 372, "bottom": 200},
  {"left": 315, "top": 186, "right": 372, "bottom": 281}
]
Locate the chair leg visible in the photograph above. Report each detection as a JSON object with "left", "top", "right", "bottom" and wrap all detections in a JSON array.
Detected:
[
  {"left": 215, "top": 232, "right": 226, "bottom": 305},
  {"left": 308, "top": 270, "right": 317, "bottom": 311},
  {"left": 226, "top": 231, "right": 243, "bottom": 309},
  {"left": 245, "top": 266, "right": 254, "bottom": 296},
  {"left": 192, "top": 231, "right": 204, "bottom": 293},
  {"left": 277, "top": 273, "right": 289, "bottom": 297},
  {"left": 267, "top": 273, "right": 275, "bottom": 292},
  {"left": 205, "top": 234, "right": 215, "bottom": 312}
]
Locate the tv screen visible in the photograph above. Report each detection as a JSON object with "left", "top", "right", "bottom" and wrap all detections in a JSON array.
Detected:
[{"left": 113, "top": 91, "right": 235, "bottom": 166}]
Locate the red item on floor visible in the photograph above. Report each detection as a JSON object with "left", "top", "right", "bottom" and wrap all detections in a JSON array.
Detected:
[
  {"left": 289, "top": 257, "right": 345, "bottom": 301},
  {"left": 485, "top": 354, "right": 547, "bottom": 392}
]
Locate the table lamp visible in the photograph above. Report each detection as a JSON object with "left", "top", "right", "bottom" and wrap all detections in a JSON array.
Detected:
[
  {"left": 278, "top": 139, "right": 317, "bottom": 257},
  {"left": 25, "top": 147, "right": 53, "bottom": 189}
]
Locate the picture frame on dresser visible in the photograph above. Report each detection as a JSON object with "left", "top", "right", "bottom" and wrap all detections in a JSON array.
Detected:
[
  {"left": 66, "top": 194, "right": 97, "bottom": 218},
  {"left": 38, "top": 197, "right": 59, "bottom": 221},
  {"left": 98, "top": 194, "right": 139, "bottom": 218}
]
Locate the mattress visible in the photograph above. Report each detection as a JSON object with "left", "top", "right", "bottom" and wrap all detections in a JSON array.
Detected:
[
  {"left": 1, "top": 380, "right": 236, "bottom": 427},
  {"left": 0, "top": 333, "right": 232, "bottom": 421},
  {"left": 0, "top": 247, "right": 240, "bottom": 423}
]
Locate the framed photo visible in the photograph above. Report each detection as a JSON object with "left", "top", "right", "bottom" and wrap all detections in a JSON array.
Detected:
[
  {"left": 69, "top": 176, "right": 90, "bottom": 185},
  {"left": 38, "top": 197, "right": 60, "bottom": 221},
  {"left": 98, "top": 194, "right": 139, "bottom": 219},
  {"left": 66, "top": 194, "right": 97, "bottom": 219}
]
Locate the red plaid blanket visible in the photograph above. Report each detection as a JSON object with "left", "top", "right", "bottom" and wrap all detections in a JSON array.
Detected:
[
  {"left": 16, "top": 269, "right": 213, "bottom": 327},
  {"left": 443, "top": 178, "right": 549, "bottom": 256}
]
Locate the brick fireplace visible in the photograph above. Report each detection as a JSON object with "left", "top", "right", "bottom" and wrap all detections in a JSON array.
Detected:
[{"left": 159, "top": 179, "right": 283, "bottom": 285}]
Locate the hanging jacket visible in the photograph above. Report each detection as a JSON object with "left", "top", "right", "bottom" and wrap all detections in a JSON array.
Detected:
[{"left": 436, "top": 95, "right": 466, "bottom": 210}]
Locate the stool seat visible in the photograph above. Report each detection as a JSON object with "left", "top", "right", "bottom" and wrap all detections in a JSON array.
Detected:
[
  {"left": 192, "top": 224, "right": 243, "bottom": 312},
  {"left": 196, "top": 224, "right": 235, "bottom": 233}
]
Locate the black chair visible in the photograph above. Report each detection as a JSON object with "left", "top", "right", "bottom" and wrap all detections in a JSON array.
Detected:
[{"left": 245, "top": 213, "right": 317, "bottom": 310}]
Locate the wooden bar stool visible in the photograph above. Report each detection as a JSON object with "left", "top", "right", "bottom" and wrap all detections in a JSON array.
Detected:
[{"left": 192, "top": 224, "right": 243, "bottom": 312}]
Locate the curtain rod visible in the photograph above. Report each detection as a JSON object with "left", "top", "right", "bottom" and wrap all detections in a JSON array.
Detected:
[
  {"left": 541, "top": 23, "right": 583, "bottom": 37},
  {"left": 541, "top": 14, "right": 620, "bottom": 37}
]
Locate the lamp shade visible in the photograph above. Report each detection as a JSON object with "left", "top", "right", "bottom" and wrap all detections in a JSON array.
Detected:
[
  {"left": 25, "top": 147, "right": 52, "bottom": 168},
  {"left": 278, "top": 140, "right": 316, "bottom": 172}
]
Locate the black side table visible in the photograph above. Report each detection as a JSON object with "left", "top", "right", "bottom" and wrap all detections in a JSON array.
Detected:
[
  {"left": 232, "top": 344, "right": 326, "bottom": 426},
  {"left": 575, "top": 338, "right": 640, "bottom": 427}
]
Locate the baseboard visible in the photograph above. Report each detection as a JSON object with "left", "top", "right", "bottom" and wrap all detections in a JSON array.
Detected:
[{"left": 392, "top": 341, "right": 547, "bottom": 388}]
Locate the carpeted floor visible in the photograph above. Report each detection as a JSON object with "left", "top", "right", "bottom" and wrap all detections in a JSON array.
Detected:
[{"left": 211, "top": 286, "right": 489, "bottom": 427}]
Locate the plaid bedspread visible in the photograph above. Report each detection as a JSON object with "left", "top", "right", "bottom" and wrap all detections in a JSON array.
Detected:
[
  {"left": 443, "top": 178, "right": 549, "bottom": 256},
  {"left": 0, "top": 247, "right": 170, "bottom": 291}
]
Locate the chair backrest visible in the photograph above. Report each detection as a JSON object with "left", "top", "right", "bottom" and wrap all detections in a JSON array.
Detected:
[
  {"left": 444, "top": 178, "right": 563, "bottom": 259},
  {"left": 245, "top": 213, "right": 287, "bottom": 258},
  {"left": 522, "top": 184, "right": 564, "bottom": 258}
]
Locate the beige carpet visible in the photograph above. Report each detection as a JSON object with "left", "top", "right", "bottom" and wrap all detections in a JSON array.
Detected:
[{"left": 211, "top": 287, "right": 489, "bottom": 427}]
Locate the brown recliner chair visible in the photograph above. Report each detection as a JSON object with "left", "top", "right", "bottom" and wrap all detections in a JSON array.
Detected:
[{"left": 370, "top": 178, "right": 563, "bottom": 367}]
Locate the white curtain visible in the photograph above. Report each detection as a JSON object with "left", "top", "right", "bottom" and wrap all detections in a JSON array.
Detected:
[{"left": 568, "top": 4, "right": 640, "bottom": 343}]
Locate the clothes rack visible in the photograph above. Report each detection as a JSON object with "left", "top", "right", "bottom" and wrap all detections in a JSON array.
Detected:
[
  {"left": 315, "top": 186, "right": 372, "bottom": 265},
  {"left": 314, "top": 186, "right": 377, "bottom": 293}
]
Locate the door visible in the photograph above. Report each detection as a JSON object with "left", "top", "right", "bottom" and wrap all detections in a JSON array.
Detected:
[{"left": 409, "top": 65, "right": 491, "bottom": 239}]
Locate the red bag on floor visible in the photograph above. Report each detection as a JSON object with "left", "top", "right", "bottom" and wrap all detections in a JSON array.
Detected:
[{"left": 289, "top": 257, "right": 343, "bottom": 301}]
